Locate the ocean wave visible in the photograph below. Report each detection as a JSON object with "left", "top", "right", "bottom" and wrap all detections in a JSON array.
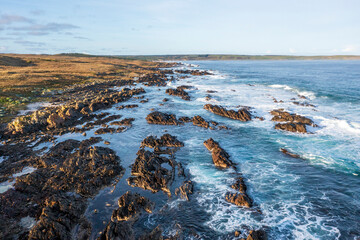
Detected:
[{"left": 269, "top": 84, "right": 316, "bottom": 100}]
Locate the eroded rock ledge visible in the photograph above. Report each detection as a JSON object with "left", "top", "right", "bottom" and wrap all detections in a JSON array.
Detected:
[
  {"left": 203, "top": 138, "right": 234, "bottom": 169},
  {"left": 204, "top": 104, "right": 252, "bottom": 122},
  {"left": 165, "top": 86, "right": 191, "bottom": 101},
  {"left": 270, "top": 109, "right": 317, "bottom": 133}
]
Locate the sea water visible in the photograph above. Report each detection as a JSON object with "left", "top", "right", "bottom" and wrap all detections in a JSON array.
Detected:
[{"left": 32, "top": 60, "right": 360, "bottom": 239}]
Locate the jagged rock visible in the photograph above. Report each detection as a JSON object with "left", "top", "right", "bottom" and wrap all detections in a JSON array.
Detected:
[
  {"left": 98, "top": 192, "right": 154, "bottom": 240},
  {"left": 292, "top": 101, "right": 315, "bottom": 107},
  {"left": 275, "top": 123, "right": 307, "bottom": 133},
  {"left": 146, "top": 111, "right": 182, "bottom": 125},
  {"left": 127, "top": 149, "right": 174, "bottom": 195},
  {"left": 179, "top": 116, "right": 192, "bottom": 123},
  {"left": 175, "top": 69, "right": 212, "bottom": 76},
  {"left": 225, "top": 192, "right": 252, "bottom": 208},
  {"left": 141, "top": 134, "right": 184, "bottom": 149},
  {"left": 117, "top": 104, "right": 138, "bottom": 110},
  {"left": 175, "top": 180, "right": 194, "bottom": 201},
  {"left": 246, "top": 230, "right": 267, "bottom": 240},
  {"left": 203, "top": 138, "right": 233, "bottom": 169},
  {"left": 165, "top": 87, "right": 190, "bottom": 101},
  {"left": 110, "top": 118, "right": 135, "bottom": 126},
  {"left": 94, "top": 127, "right": 116, "bottom": 135},
  {"left": 280, "top": 148, "right": 300, "bottom": 158},
  {"left": 192, "top": 115, "right": 210, "bottom": 129},
  {"left": 28, "top": 194, "right": 87, "bottom": 240},
  {"left": 270, "top": 109, "right": 317, "bottom": 133},
  {"left": 204, "top": 104, "right": 252, "bottom": 121},
  {"left": 231, "top": 177, "right": 247, "bottom": 194}
]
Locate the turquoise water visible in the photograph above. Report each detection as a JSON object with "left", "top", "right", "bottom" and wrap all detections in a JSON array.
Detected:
[{"left": 37, "top": 60, "right": 360, "bottom": 239}]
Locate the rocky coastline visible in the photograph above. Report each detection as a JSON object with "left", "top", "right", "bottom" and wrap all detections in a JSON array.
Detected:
[{"left": 0, "top": 54, "right": 320, "bottom": 239}]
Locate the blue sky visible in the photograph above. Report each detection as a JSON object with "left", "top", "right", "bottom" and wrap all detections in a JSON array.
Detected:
[{"left": 0, "top": 0, "right": 359, "bottom": 55}]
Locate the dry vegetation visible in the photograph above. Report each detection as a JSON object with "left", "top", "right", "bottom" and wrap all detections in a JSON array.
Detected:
[{"left": 0, "top": 54, "right": 162, "bottom": 123}]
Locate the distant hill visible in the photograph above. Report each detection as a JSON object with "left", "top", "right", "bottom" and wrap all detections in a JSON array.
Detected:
[{"left": 115, "top": 54, "right": 360, "bottom": 61}]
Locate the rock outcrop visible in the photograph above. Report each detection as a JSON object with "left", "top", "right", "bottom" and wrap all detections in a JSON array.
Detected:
[
  {"left": 165, "top": 87, "right": 191, "bottom": 101},
  {"left": 204, "top": 104, "right": 252, "bottom": 121},
  {"left": 270, "top": 109, "right": 317, "bottom": 133},
  {"left": 98, "top": 191, "right": 154, "bottom": 240},
  {"left": 204, "top": 138, "right": 234, "bottom": 169},
  {"left": 175, "top": 180, "right": 194, "bottom": 201},
  {"left": 146, "top": 111, "right": 182, "bottom": 125}
]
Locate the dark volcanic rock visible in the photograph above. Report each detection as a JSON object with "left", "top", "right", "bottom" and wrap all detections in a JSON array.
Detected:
[
  {"left": 165, "top": 87, "right": 190, "bottom": 101},
  {"left": 146, "top": 111, "right": 182, "bottom": 126},
  {"left": 175, "top": 69, "right": 212, "bottom": 76},
  {"left": 204, "top": 104, "right": 252, "bottom": 121},
  {"left": 225, "top": 192, "right": 252, "bottom": 208},
  {"left": 127, "top": 149, "right": 175, "bottom": 195},
  {"left": 203, "top": 138, "right": 233, "bottom": 169},
  {"left": 175, "top": 180, "right": 194, "bottom": 201},
  {"left": 98, "top": 191, "right": 154, "bottom": 240}
]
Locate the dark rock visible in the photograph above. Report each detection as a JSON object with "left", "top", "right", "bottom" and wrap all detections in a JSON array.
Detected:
[
  {"left": 146, "top": 111, "right": 182, "bottom": 125},
  {"left": 94, "top": 127, "right": 116, "bottom": 135},
  {"left": 192, "top": 115, "right": 210, "bottom": 129},
  {"left": 179, "top": 116, "right": 192, "bottom": 123},
  {"left": 231, "top": 177, "right": 247, "bottom": 194},
  {"left": 204, "top": 104, "right": 252, "bottom": 122},
  {"left": 165, "top": 87, "right": 190, "bottom": 101},
  {"left": 203, "top": 138, "right": 233, "bottom": 169},
  {"left": 225, "top": 192, "right": 252, "bottom": 208},
  {"left": 246, "top": 230, "right": 267, "bottom": 240},
  {"left": 141, "top": 134, "right": 184, "bottom": 149},
  {"left": 98, "top": 191, "right": 154, "bottom": 240},
  {"left": 116, "top": 104, "right": 139, "bottom": 110},
  {"left": 127, "top": 149, "right": 175, "bottom": 195},
  {"left": 110, "top": 118, "right": 135, "bottom": 126},
  {"left": 280, "top": 148, "right": 300, "bottom": 158},
  {"left": 175, "top": 180, "right": 194, "bottom": 201}
]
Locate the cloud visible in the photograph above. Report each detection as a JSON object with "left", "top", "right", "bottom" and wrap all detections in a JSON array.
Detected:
[
  {"left": 341, "top": 45, "right": 358, "bottom": 53},
  {"left": 0, "top": 14, "right": 33, "bottom": 25},
  {"left": 30, "top": 10, "right": 45, "bottom": 15},
  {"left": 11, "top": 22, "right": 79, "bottom": 35},
  {"left": 14, "top": 40, "right": 46, "bottom": 47},
  {"left": 289, "top": 48, "right": 296, "bottom": 54},
  {"left": 0, "top": 46, "right": 8, "bottom": 52}
]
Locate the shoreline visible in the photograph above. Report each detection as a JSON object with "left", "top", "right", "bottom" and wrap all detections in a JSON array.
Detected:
[{"left": 0, "top": 55, "right": 358, "bottom": 239}]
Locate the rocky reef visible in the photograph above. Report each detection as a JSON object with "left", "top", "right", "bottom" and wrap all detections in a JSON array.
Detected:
[{"left": 204, "top": 104, "right": 252, "bottom": 121}]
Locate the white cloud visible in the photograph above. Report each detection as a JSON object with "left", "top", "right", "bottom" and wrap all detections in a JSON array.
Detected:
[
  {"left": 289, "top": 48, "right": 296, "bottom": 54},
  {"left": 341, "top": 45, "right": 358, "bottom": 53},
  {"left": 0, "top": 46, "right": 8, "bottom": 52}
]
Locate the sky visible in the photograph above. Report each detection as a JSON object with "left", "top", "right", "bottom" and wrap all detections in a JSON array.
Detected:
[{"left": 0, "top": 0, "right": 359, "bottom": 55}]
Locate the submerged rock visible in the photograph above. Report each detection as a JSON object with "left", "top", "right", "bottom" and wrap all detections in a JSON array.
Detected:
[
  {"left": 110, "top": 118, "right": 135, "bottom": 126},
  {"left": 204, "top": 104, "right": 252, "bottom": 121},
  {"left": 204, "top": 138, "right": 233, "bottom": 169},
  {"left": 280, "top": 148, "right": 300, "bottom": 158}
]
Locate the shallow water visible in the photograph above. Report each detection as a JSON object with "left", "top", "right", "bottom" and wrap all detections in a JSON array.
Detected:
[{"left": 40, "top": 60, "right": 360, "bottom": 239}]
